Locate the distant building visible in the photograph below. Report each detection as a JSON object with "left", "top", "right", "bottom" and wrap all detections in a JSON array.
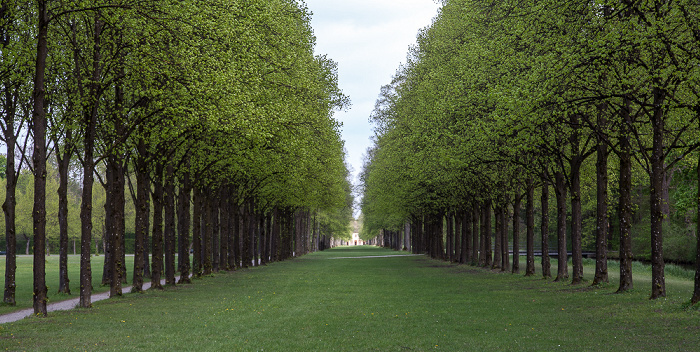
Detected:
[{"left": 348, "top": 232, "right": 364, "bottom": 246}]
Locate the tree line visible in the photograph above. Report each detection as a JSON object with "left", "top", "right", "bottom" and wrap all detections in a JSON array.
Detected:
[
  {"left": 360, "top": 0, "right": 700, "bottom": 303},
  {"left": 1, "top": 0, "right": 354, "bottom": 316}
]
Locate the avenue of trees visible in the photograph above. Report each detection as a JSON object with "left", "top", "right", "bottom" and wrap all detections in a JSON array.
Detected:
[
  {"left": 360, "top": 0, "right": 700, "bottom": 303},
  {"left": 1, "top": 0, "right": 354, "bottom": 316}
]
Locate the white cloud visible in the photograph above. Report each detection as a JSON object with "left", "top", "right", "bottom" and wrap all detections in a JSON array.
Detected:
[{"left": 305, "top": 0, "right": 441, "bottom": 193}]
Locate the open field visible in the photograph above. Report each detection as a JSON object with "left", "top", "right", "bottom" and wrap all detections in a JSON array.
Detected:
[
  {"left": 1, "top": 246, "right": 699, "bottom": 351},
  {"left": 0, "top": 255, "right": 137, "bottom": 315}
]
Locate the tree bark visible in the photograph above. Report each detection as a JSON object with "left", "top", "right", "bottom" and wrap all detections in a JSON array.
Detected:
[
  {"left": 649, "top": 88, "right": 666, "bottom": 299},
  {"left": 541, "top": 182, "right": 551, "bottom": 279},
  {"left": 163, "top": 161, "right": 176, "bottom": 285},
  {"left": 219, "top": 188, "right": 230, "bottom": 270},
  {"left": 203, "top": 192, "right": 213, "bottom": 274},
  {"left": 592, "top": 112, "right": 609, "bottom": 285},
  {"left": 56, "top": 130, "right": 72, "bottom": 294},
  {"left": 693, "top": 154, "right": 700, "bottom": 305},
  {"left": 177, "top": 174, "right": 191, "bottom": 283},
  {"left": 2, "top": 86, "right": 19, "bottom": 304},
  {"left": 617, "top": 104, "right": 634, "bottom": 293},
  {"left": 492, "top": 205, "right": 502, "bottom": 270},
  {"left": 554, "top": 172, "right": 568, "bottom": 282},
  {"left": 151, "top": 163, "right": 164, "bottom": 290},
  {"left": 132, "top": 141, "right": 149, "bottom": 292},
  {"left": 525, "top": 178, "right": 535, "bottom": 276},
  {"left": 512, "top": 190, "right": 521, "bottom": 274},
  {"left": 31, "top": 0, "right": 49, "bottom": 315},
  {"left": 471, "top": 205, "right": 479, "bottom": 265},
  {"left": 192, "top": 187, "right": 202, "bottom": 277}
]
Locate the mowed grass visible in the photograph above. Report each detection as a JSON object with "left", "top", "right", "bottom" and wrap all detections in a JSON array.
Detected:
[
  {"left": 0, "top": 246, "right": 699, "bottom": 351},
  {"left": 0, "top": 255, "right": 137, "bottom": 315}
]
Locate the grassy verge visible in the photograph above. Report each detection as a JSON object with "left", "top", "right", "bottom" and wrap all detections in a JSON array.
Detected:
[
  {"left": 0, "top": 255, "right": 137, "bottom": 315},
  {"left": 1, "top": 246, "right": 699, "bottom": 351}
]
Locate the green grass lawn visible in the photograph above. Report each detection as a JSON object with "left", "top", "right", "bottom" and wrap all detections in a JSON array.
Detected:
[
  {"left": 0, "top": 255, "right": 137, "bottom": 315},
  {"left": 1, "top": 246, "right": 699, "bottom": 351}
]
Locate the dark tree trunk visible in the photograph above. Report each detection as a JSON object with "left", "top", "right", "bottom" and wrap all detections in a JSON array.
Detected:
[
  {"left": 484, "top": 200, "right": 492, "bottom": 267},
  {"left": 102, "top": 167, "right": 113, "bottom": 287},
  {"left": 242, "top": 201, "right": 252, "bottom": 267},
  {"left": 525, "top": 178, "right": 535, "bottom": 276},
  {"left": 212, "top": 191, "right": 220, "bottom": 272},
  {"left": 177, "top": 174, "right": 191, "bottom": 283},
  {"left": 554, "top": 172, "right": 568, "bottom": 282},
  {"left": 541, "top": 182, "right": 551, "bottom": 279},
  {"left": 492, "top": 205, "right": 502, "bottom": 270},
  {"left": 502, "top": 204, "right": 509, "bottom": 272},
  {"left": 617, "top": 114, "right": 634, "bottom": 293},
  {"left": 31, "top": 0, "right": 49, "bottom": 316},
  {"left": 3, "top": 88, "right": 19, "bottom": 304},
  {"left": 108, "top": 154, "right": 126, "bottom": 297},
  {"left": 454, "top": 210, "right": 462, "bottom": 263},
  {"left": 693, "top": 155, "right": 700, "bottom": 305},
  {"left": 163, "top": 162, "right": 176, "bottom": 285},
  {"left": 151, "top": 164, "right": 164, "bottom": 290},
  {"left": 570, "top": 160, "right": 583, "bottom": 285},
  {"left": 219, "top": 188, "right": 229, "bottom": 270},
  {"left": 446, "top": 211, "right": 454, "bottom": 262},
  {"left": 649, "top": 88, "right": 666, "bottom": 299},
  {"left": 203, "top": 192, "right": 213, "bottom": 275},
  {"left": 232, "top": 200, "right": 241, "bottom": 268},
  {"left": 132, "top": 141, "right": 150, "bottom": 292},
  {"left": 471, "top": 206, "right": 479, "bottom": 265},
  {"left": 461, "top": 209, "right": 470, "bottom": 264},
  {"left": 56, "top": 130, "right": 72, "bottom": 294},
  {"left": 192, "top": 187, "right": 202, "bottom": 277},
  {"left": 593, "top": 113, "right": 609, "bottom": 285},
  {"left": 512, "top": 190, "right": 521, "bottom": 274},
  {"left": 271, "top": 206, "right": 279, "bottom": 262}
]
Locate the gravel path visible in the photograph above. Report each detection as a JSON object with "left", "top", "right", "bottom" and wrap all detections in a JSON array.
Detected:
[{"left": 0, "top": 277, "right": 177, "bottom": 324}]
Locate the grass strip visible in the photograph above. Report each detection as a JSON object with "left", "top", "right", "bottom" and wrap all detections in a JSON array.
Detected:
[{"left": 0, "top": 246, "right": 699, "bottom": 351}]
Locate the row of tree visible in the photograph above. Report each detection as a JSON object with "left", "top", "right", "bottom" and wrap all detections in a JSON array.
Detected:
[
  {"left": 1, "top": 0, "right": 354, "bottom": 316},
  {"left": 360, "top": 0, "right": 700, "bottom": 303}
]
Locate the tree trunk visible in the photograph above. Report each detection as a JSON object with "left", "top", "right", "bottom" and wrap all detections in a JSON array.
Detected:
[
  {"left": 219, "top": 188, "right": 230, "bottom": 270},
  {"left": 692, "top": 154, "right": 700, "bottom": 305},
  {"left": 30, "top": 0, "right": 50, "bottom": 316},
  {"left": 132, "top": 141, "right": 149, "bottom": 292},
  {"left": 492, "top": 205, "right": 502, "bottom": 270},
  {"left": 461, "top": 208, "right": 470, "bottom": 264},
  {"left": 57, "top": 131, "right": 72, "bottom": 294},
  {"left": 525, "top": 178, "right": 535, "bottom": 276},
  {"left": 512, "top": 190, "right": 521, "bottom": 274},
  {"left": 177, "top": 174, "right": 191, "bottom": 284},
  {"left": 102, "top": 167, "right": 113, "bottom": 287},
  {"left": 3, "top": 90, "right": 19, "bottom": 304},
  {"left": 617, "top": 114, "right": 634, "bottom": 293},
  {"left": 192, "top": 187, "right": 202, "bottom": 277},
  {"left": 151, "top": 164, "right": 164, "bottom": 290},
  {"left": 541, "top": 182, "right": 552, "bottom": 279},
  {"left": 554, "top": 172, "right": 568, "bottom": 282},
  {"left": 471, "top": 206, "right": 479, "bottom": 265},
  {"left": 570, "top": 161, "right": 583, "bottom": 285},
  {"left": 203, "top": 192, "right": 213, "bottom": 275},
  {"left": 108, "top": 154, "right": 125, "bottom": 297},
  {"left": 593, "top": 113, "right": 609, "bottom": 285},
  {"left": 446, "top": 211, "right": 454, "bottom": 262},
  {"left": 649, "top": 88, "right": 666, "bottom": 299},
  {"left": 163, "top": 161, "right": 176, "bottom": 285},
  {"left": 211, "top": 189, "right": 221, "bottom": 272}
]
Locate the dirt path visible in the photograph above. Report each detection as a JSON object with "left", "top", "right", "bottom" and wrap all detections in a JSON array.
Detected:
[{"left": 0, "top": 277, "right": 178, "bottom": 324}]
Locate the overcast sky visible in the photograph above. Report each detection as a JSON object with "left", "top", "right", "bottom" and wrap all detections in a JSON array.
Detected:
[{"left": 304, "top": 0, "right": 442, "bottom": 194}]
